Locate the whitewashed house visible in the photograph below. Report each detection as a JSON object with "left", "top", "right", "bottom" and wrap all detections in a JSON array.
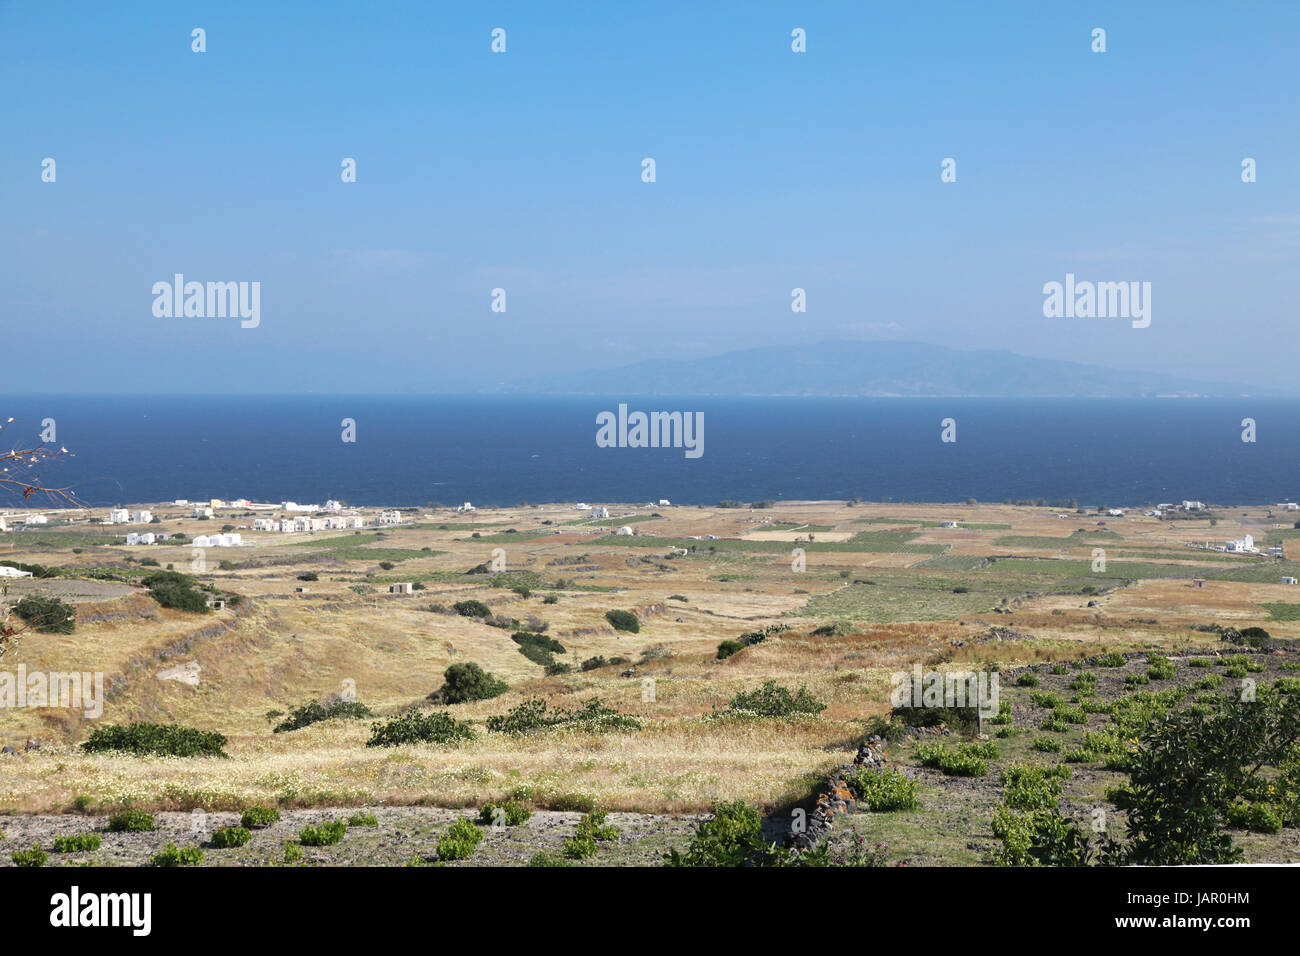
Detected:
[
  {"left": 1226, "top": 534, "right": 1257, "bottom": 553},
  {"left": 174, "top": 499, "right": 189, "bottom": 506},
  {"left": 0, "top": 517, "right": 6, "bottom": 532},
  {"left": 253, "top": 518, "right": 275, "bottom": 531},
  {"left": 575, "top": 503, "right": 592, "bottom": 511},
  {"left": 1181, "top": 500, "right": 1206, "bottom": 511},
  {"left": 375, "top": 510, "right": 402, "bottom": 526},
  {"left": 0, "top": 566, "right": 34, "bottom": 578},
  {"left": 126, "top": 532, "right": 142, "bottom": 546},
  {"left": 388, "top": 582, "right": 414, "bottom": 594},
  {"left": 594, "top": 507, "right": 610, "bottom": 519},
  {"left": 24, "top": 514, "right": 47, "bottom": 525},
  {"left": 134, "top": 510, "right": 153, "bottom": 524},
  {"left": 658, "top": 499, "right": 671, "bottom": 507},
  {"left": 1282, "top": 577, "right": 1297, "bottom": 585},
  {"left": 108, "top": 508, "right": 131, "bottom": 524},
  {"left": 614, "top": 526, "right": 635, "bottom": 536},
  {"left": 193, "top": 505, "right": 213, "bottom": 518},
  {"left": 139, "top": 532, "right": 156, "bottom": 545},
  {"left": 324, "top": 499, "right": 343, "bottom": 513},
  {"left": 192, "top": 534, "right": 212, "bottom": 548},
  {"left": 457, "top": 502, "right": 476, "bottom": 513}
]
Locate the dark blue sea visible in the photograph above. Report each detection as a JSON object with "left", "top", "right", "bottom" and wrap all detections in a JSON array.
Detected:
[{"left": 2, "top": 396, "right": 1297, "bottom": 509}]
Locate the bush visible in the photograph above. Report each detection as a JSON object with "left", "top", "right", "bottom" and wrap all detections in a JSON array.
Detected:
[
  {"left": 723, "top": 681, "right": 825, "bottom": 718},
  {"left": 1096, "top": 652, "right": 1127, "bottom": 667},
  {"left": 273, "top": 696, "right": 373, "bottom": 733},
  {"left": 141, "top": 570, "right": 210, "bottom": 612},
  {"left": 916, "top": 741, "right": 996, "bottom": 777},
  {"left": 367, "top": 710, "right": 475, "bottom": 747},
  {"left": 1033, "top": 736, "right": 1063, "bottom": 753},
  {"left": 347, "top": 812, "right": 379, "bottom": 827},
  {"left": 1147, "top": 654, "right": 1176, "bottom": 680},
  {"left": 486, "top": 697, "right": 640, "bottom": 736},
  {"left": 511, "top": 630, "right": 566, "bottom": 667},
  {"left": 436, "top": 817, "right": 482, "bottom": 861},
  {"left": 13, "top": 594, "right": 76, "bottom": 633},
  {"left": 241, "top": 806, "right": 280, "bottom": 829},
  {"left": 664, "top": 800, "right": 826, "bottom": 867},
  {"left": 563, "top": 810, "right": 619, "bottom": 859},
  {"left": 107, "top": 810, "right": 156, "bottom": 832},
  {"left": 151, "top": 842, "right": 204, "bottom": 866},
  {"left": 82, "top": 722, "right": 228, "bottom": 758},
  {"left": 1225, "top": 802, "right": 1282, "bottom": 834},
  {"left": 452, "top": 599, "right": 492, "bottom": 618},
  {"left": 715, "top": 639, "right": 746, "bottom": 660},
  {"left": 52, "top": 833, "right": 102, "bottom": 853},
  {"left": 847, "top": 769, "right": 918, "bottom": 811},
  {"left": 1016, "top": 674, "right": 1039, "bottom": 687},
  {"left": 210, "top": 826, "right": 252, "bottom": 848},
  {"left": 11, "top": 845, "right": 48, "bottom": 867},
  {"left": 581, "top": 655, "right": 608, "bottom": 671},
  {"left": 863, "top": 715, "right": 907, "bottom": 742},
  {"left": 479, "top": 800, "right": 532, "bottom": 828},
  {"left": 297, "top": 572, "right": 318, "bottom": 581},
  {"left": 528, "top": 851, "right": 572, "bottom": 867},
  {"left": 605, "top": 609, "right": 640, "bottom": 633},
  {"left": 298, "top": 820, "right": 348, "bottom": 846},
  {"left": 435, "top": 662, "right": 508, "bottom": 704}
]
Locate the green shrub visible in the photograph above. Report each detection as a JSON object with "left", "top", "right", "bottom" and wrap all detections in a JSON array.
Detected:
[
  {"left": 151, "top": 842, "right": 204, "bottom": 866},
  {"left": 273, "top": 696, "right": 373, "bottom": 733},
  {"left": 106, "top": 810, "right": 156, "bottom": 832},
  {"left": 82, "top": 722, "right": 228, "bottom": 758},
  {"left": 13, "top": 594, "right": 75, "bottom": 633},
  {"left": 563, "top": 810, "right": 619, "bottom": 859},
  {"left": 141, "top": 571, "right": 210, "bottom": 612},
  {"left": 1146, "top": 654, "right": 1176, "bottom": 680},
  {"left": 453, "top": 599, "right": 492, "bottom": 618},
  {"left": 915, "top": 741, "right": 995, "bottom": 777},
  {"left": 366, "top": 710, "right": 475, "bottom": 747},
  {"left": 604, "top": 609, "right": 640, "bottom": 633},
  {"left": 511, "top": 631, "right": 566, "bottom": 667},
  {"left": 210, "top": 826, "right": 252, "bottom": 848},
  {"left": 847, "top": 769, "right": 918, "bottom": 811},
  {"left": 716, "top": 639, "right": 746, "bottom": 660},
  {"left": 664, "top": 800, "right": 827, "bottom": 867},
  {"left": 241, "top": 806, "right": 281, "bottom": 829},
  {"left": 1033, "top": 736, "right": 1063, "bottom": 753},
  {"left": 527, "top": 851, "right": 572, "bottom": 867},
  {"left": 1096, "top": 652, "right": 1127, "bottom": 667},
  {"left": 486, "top": 697, "right": 640, "bottom": 736},
  {"left": 298, "top": 820, "right": 348, "bottom": 846},
  {"left": 11, "top": 845, "right": 48, "bottom": 867},
  {"left": 436, "top": 817, "right": 482, "bottom": 861},
  {"left": 436, "top": 662, "right": 508, "bottom": 704},
  {"left": 347, "top": 812, "right": 379, "bottom": 827},
  {"left": 1225, "top": 802, "right": 1282, "bottom": 834},
  {"left": 1016, "top": 674, "right": 1039, "bottom": 687},
  {"left": 478, "top": 800, "right": 531, "bottom": 827},
  {"left": 52, "top": 832, "right": 101, "bottom": 853},
  {"left": 723, "top": 681, "right": 826, "bottom": 718}
]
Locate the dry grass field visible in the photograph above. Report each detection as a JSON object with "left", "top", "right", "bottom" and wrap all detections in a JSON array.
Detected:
[{"left": 2, "top": 499, "right": 1298, "bottom": 864}]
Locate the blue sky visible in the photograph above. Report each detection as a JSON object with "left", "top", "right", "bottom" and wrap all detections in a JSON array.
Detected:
[{"left": 2, "top": 0, "right": 1296, "bottom": 393}]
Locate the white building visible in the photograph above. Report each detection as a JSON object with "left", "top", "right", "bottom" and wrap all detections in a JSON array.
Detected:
[
  {"left": 1282, "top": 503, "right": 1300, "bottom": 511},
  {"left": 614, "top": 526, "right": 635, "bottom": 536},
  {"left": 253, "top": 518, "right": 275, "bottom": 531},
  {"left": 1226, "top": 534, "right": 1257, "bottom": 553},
  {"left": 1283, "top": 577, "right": 1297, "bottom": 585},
  {"left": 324, "top": 499, "right": 343, "bottom": 513},
  {"left": 1182, "top": 500, "right": 1206, "bottom": 511},
  {"left": 24, "top": 514, "right": 47, "bottom": 525},
  {"left": 108, "top": 508, "right": 131, "bottom": 524},
  {"left": 594, "top": 507, "right": 610, "bottom": 519},
  {"left": 1106, "top": 509, "right": 1125, "bottom": 517},
  {"left": 174, "top": 499, "right": 189, "bottom": 506},
  {"left": 134, "top": 510, "right": 153, "bottom": 524},
  {"left": 375, "top": 510, "right": 402, "bottom": 526},
  {"left": 658, "top": 499, "right": 671, "bottom": 507},
  {"left": 574, "top": 503, "right": 592, "bottom": 511},
  {"left": 388, "top": 582, "right": 414, "bottom": 594},
  {"left": 193, "top": 505, "right": 213, "bottom": 518},
  {"left": 0, "top": 566, "right": 34, "bottom": 578}
]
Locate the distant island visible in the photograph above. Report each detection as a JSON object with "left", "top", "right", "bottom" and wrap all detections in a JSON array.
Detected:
[{"left": 503, "top": 340, "right": 1275, "bottom": 398}]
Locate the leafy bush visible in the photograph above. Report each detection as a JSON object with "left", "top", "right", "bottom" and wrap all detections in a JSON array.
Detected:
[
  {"left": 479, "top": 800, "right": 532, "bottom": 828},
  {"left": 141, "top": 570, "right": 210, "bottom": 612},
  {"left": 723, "top": 681, "right": 826, "bottom": 718},
  {"left": 1146, "top": 654, "right": 1176, "bottom": 680},
  {"left": 298, "top": 820, "right": 348, "bottom": 846},
  {"left": 52, "top": 832, "right": 102, "bottom": 853},
  {"left": 563, "top": 810, "right": 619, "bottom": 859},
  {"left": 82, "top": 722, "right": 228, "bottom": 758},
  {"left": 1225, "top": 802, "right": 1282, "bottom": 834},
  {"left": 151, "top": 842, "right": 204, "bottom": 866},
  {"left": 107, "top": 810, "right": 156, "bottom": 832},
  {"left": 436, "top": 817, "right": 482, "bottom": 861},
  {"left": 715, "top": 639, "right": 746, "bottom": 660},
  {"left": 210, "top": 826, "right": 252, "bottom": 848},
  {"left": 486, "top": 697, "right": 640, "bottom": 736},
  {"left": 664, "top": 800, "right": 827, "bottom": 867},
  {"left": 273, "top": 696, "right": 373, "bottom": 733},
  {"left": 915, "top": 741, "right": 996, "bottom": 777},
  {"left": 435, "top": 662, "right": 508, "bottom": 704},
  {"left": 1096, "top": 652, "right": 1127, "bottom": 667},
  {"left": 347, "top": 812, "right": 379, "bottom": 827},
  {"left": 11, "top": 845, "right": 48, "bottom": 867},
  {"left": 241, "top": 806, "right": 280, "bottom": 829},
  {"left": 1016, "top": 674, "right": 1039, "bottom": 687},
  {"left": 366, "top": 710, "right": 475, "bottom": 747},
  {"left": 453, "top": 599, "right": 492, "bottom": 618},
  {"left": 847, "top": 769, "right": 918, "bottom": 811},
  {"left": 604, "top": 609, "right": 640, "bottom": 633},
  {"left": 511, "top": 630, "right": 566, "bottom": 667},
  {"left": 1033, "top": 736, "right": 1063, "bottom": 753},
  {"left": 13, "top": 594, "right": 75, "bottom": 633}
]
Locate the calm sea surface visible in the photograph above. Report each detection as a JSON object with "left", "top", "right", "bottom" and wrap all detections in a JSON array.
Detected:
[{"left": 2, "top": 396, "right": 1297, "bottom": 508}]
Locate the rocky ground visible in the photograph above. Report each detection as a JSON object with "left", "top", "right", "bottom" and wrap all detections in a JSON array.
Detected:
[{"left": 0, "top": 806, "right": 707, "bottom": 867}]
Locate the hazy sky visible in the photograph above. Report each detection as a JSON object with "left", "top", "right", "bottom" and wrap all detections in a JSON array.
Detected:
[{"left": 2, "top": 1, "right": 1296, "bottom": 393}]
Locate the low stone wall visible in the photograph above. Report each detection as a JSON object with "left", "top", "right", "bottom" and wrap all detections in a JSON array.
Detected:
[{"left": 791, "top": 736, "right": 887, "bottom": 850}]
